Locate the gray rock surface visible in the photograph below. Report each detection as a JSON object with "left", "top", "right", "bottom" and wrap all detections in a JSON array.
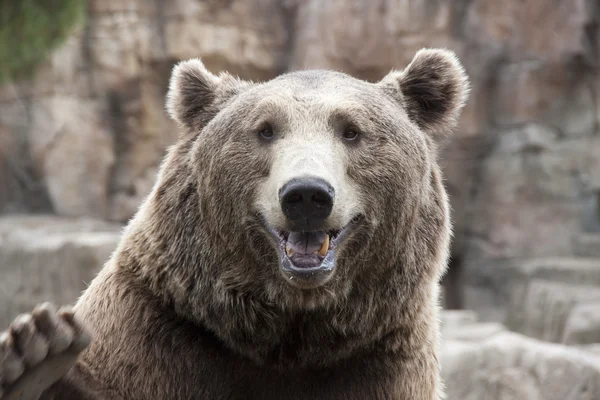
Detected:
[
  {"left": 442, "top": 332, "right": 600, "bottom": 400},
  {"left": 441, "top": 311, "right": 600, "bottom": 400},
  {"left": 563, "top": 301, "right": 600, "bottom": 345},
  {"left": 440, "top": 310, "right": 479, "bottom": 330},
  {"left": 514, "top": 280, "right": 600, "bottom": 343},
  {"left": 575, "top": 234, "right": 600, "bottom": 258},
  {"left": 464, "top": 257, "right": 600, "bottom": 325},
  {"left": 0, "top": 0, "right": 288, "bottom": 221},
  {"left": 0, "top": 215, "right": 121, "bottom": 327}
]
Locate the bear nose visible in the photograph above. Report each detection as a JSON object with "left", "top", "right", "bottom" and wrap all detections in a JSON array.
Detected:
[{"left": 279, "top": 178, "right": 335, "bottom": 227}]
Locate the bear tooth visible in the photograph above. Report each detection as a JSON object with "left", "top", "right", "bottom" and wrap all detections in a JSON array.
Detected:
[
  {"left": 318, "top": 234, "right": 329, "bottom": 257},
  {"left": 286, "top": 243, "right": 293, "bottom": 256}
]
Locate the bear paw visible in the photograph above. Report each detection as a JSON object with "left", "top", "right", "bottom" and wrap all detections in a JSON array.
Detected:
[{"left": 0, "top": 303, "right": 91, "bottom": 400}]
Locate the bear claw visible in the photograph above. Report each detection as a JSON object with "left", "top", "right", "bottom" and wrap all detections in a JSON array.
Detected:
[{"left": 0, "top": 303, "right": 92, "bottom": 400}]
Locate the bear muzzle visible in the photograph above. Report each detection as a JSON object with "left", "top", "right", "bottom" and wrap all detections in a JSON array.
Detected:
[{"left": 265, "top": 216, "right": 359, "bottom": 290}]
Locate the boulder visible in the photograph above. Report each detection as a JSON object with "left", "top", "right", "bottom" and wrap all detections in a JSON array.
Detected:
[
  {"left": 444, "top": 322, "right": 507, "bottom": 343},
  {"left": 563, "top": 301, "right": 600, "bottom": 345},
  {"left": 512, "top": 280, "right": 600, "bottom": 343},
  {"left": 440, "top": 310, "right": 479, "bottom": 330},
  {"left": 442, "top": 331, "right": 600, "bottom": 400}
]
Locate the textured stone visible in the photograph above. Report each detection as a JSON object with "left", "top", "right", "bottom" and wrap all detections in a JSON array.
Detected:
[
  {"left": 454, "top": 0, "right": 600, "bottom": 310},
  {"left": 575, "top": 234, "right": 600, "bottom": 258},
  {"left": 0, "top": 25, "right": 89, "bottom": 100},
  {"left": 291, "top": 0, "right": 456, "bottom": 79},
  {"left": 463, "top": 0, "right": 589, "bottom": 59},
  {"left": 107, "top": 64, "right": 179, "bottom": 222},
  {"left": 0, "top": 119, "right": 48, "bottom": 214},
  {"left": 442, "top": 332, "right": 600, "bottom": 400},
  {"left": 88, "top": 13, "right": 153, "bottom": 89},
  {"left": 579, "top": 344, "right": 600, "bottom": 357},
  {"left": 164, "top": 0, "right": 287, "bottom": 80},
  {"left": 491, "top": 257, "right": 600, "bottom": 341},
  {"left": 444, "top": 322, "right": 507, "bottom": 343},
  {"left": 514, "top": 280, "right": 600, "bottom": 342},
  {"left": 491, "top": 60, "right": 597, "bottom": 136},
  {"left": 440, "top": 311, "right": 507, "bottom": 343},
  {"left": 563, "top": 301, "right": 600, "bottom": 345},
  {"left": 441, "top": 310, "right": 478, "bottom": 330},
  {"left": 0, "top": 215, "right": 121, "bottom": 327},
  {"left": 465, "top": 135, "right": 600, "bottom": 265},
  {"left": 27, "top": 97, "right": 115, "bottom": 219},
  {"left": 495, "top": 124, "right": 559, "bottom": 153},
  {"left": 464, "top": 258, "right": 600, "bottom": 324},
  {"left": 88, "top": 0, "right": 147, "bottom": 14}
]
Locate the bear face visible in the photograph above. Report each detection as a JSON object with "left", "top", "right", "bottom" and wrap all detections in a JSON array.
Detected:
[
  {"left": 109, "top": 48, "right": 471, "bottom": 369},
  {"left": 164, "top": 49, "right": 468, "bottom": 311}
]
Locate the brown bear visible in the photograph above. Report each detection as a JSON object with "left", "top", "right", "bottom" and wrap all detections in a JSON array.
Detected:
[{"left": 0, "top": 47, "right": 469, "bottom": 400}]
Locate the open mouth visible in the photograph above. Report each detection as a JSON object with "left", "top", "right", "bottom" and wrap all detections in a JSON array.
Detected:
[{"left": 265, "top": 217, "right": 359, "bottom": 288}]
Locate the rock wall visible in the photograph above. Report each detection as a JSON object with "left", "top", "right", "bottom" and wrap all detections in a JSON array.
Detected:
[
  {"left": 0, "top": 0, "right": 289, "bottom": 220},
  {"left": 1, "top": 0, "right": 599, "bottom": 313},
  {"left": 441, "top": 312, "right": 600, "bottom": 400}
]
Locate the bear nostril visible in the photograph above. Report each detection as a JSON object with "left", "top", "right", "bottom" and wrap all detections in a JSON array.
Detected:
[
  {"left": 311, "top": 192, "right": 331, "bottom": 208},
  {"left": 279, "top": 178, "right": 334, "bottom": 226},
  {"left": 287, "top": 193, "right": 303, "bottom": 204}
]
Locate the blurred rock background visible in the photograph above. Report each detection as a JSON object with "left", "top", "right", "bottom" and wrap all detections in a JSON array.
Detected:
[{"left": 0, "top": 1, "right": 599, "bottom": 398}]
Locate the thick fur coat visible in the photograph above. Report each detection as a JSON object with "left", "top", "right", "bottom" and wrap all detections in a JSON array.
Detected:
[{"left": 0, "top": 48, "right": 469, "bottom": 400}]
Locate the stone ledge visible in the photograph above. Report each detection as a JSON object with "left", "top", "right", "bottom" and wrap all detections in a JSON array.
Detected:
[
  {"left": 0, "top": 215, "right": 122, "bottom": 327},
  {"left": 442, "top": 330, "right": 600, "bottom": 400}
]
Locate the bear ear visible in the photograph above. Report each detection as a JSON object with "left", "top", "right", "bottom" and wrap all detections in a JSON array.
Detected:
[
  {"left": 166, "top": 58, "right": 247, "bottom": 131},
  {"left": 166, "top": 59, "right": 220, "bottom": 129},
  {"left": 379, "top": 48, "right": 470, "bottom": 137}
]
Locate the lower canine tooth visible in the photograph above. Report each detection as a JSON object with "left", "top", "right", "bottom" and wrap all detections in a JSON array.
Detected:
[
  {"left": 318, "top": 234, "right": 330, "bottom": 257},
  {"left": 286, "top": 243, "right": 293, "bottom": 256}
]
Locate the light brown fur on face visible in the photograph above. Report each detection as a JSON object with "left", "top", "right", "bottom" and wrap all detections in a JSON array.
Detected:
[{"left": 0, "top": 48, "right": 469, "bottom": 400}]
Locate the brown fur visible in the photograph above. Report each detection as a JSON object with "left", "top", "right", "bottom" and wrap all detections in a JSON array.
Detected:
[{"left": 2, "top": 48, "right": 469, "bottom": 400}]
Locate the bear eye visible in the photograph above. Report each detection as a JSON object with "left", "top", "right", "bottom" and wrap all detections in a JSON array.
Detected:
[
  {"left": 342, "top": 126, "right": 360, "bottom": 141},
  {"left": 258, "top": 124, "right": 275, "bottom": 141}
]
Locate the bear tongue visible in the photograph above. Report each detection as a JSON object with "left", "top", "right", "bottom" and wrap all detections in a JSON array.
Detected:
[{"left": 286, "top": 231, "right": 327, "bottom": 256}]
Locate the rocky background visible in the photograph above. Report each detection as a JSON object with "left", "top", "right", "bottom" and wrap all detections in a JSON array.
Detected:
[{"left": 1, "top": 1, "right": 600, "bottom": 399}]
